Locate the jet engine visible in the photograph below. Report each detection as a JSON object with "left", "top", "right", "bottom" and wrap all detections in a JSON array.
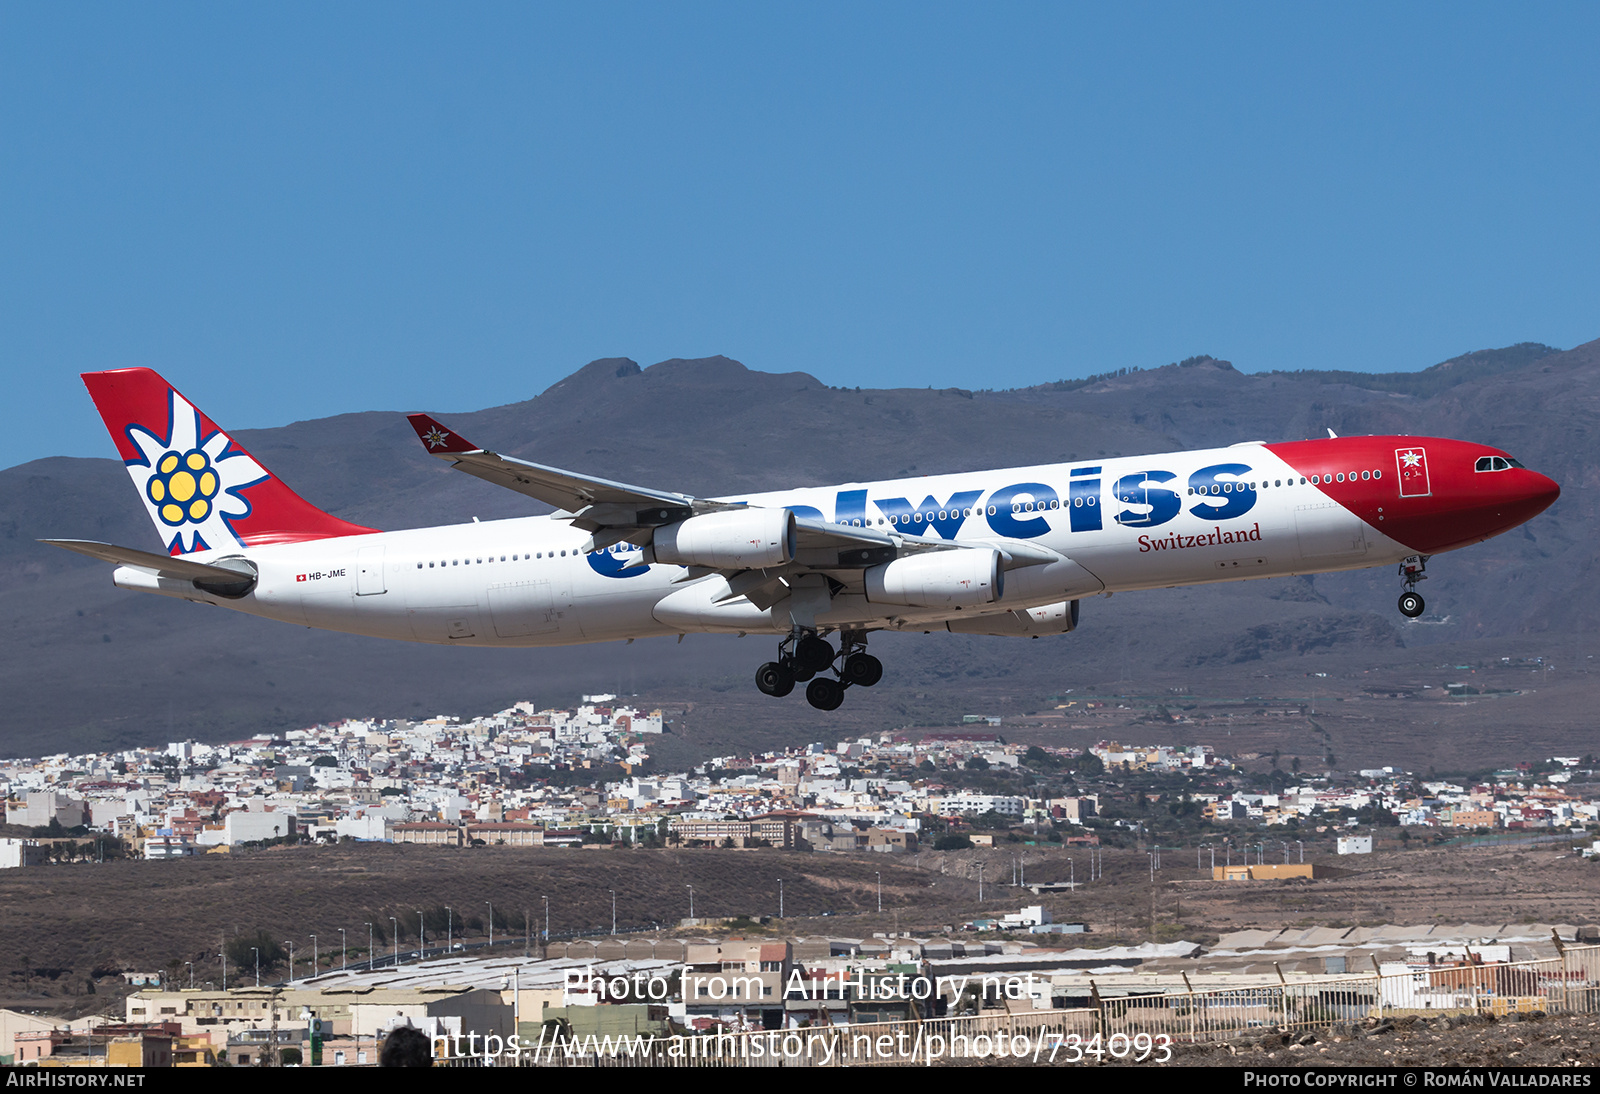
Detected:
[
  {"left": 649, "top": 508, "right": 797, "bottom": 570},
  {"left": 865, "top": 549, "right": 1002, "bottom": 608}
]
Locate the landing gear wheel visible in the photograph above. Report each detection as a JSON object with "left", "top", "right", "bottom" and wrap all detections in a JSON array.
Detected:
[
  {"left": 755, "top": 661, "right": 794, "bottom": 697},
  {"left": 795, "top": 635, "right": 835, "bottom": 674},
  {"left": 1398, "top": 591, "right": 1425, "bottom": 618},
  {"left": 806, "top": 677, "right": 845, "bottom": 711},
  {"left": 842, "top": 653, "right": 883, "bottom": 687}
]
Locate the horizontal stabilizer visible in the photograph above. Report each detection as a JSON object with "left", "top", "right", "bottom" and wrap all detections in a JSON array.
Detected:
[{"left": 41, "top": 539, "right": 256, "bottom": 584}]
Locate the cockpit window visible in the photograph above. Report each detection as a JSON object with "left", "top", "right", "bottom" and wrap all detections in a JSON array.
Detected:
[{"left": 1475, "top": 456, "right": 1519, "bottom": 472}]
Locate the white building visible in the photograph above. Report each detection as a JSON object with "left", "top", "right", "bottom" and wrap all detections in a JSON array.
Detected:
[
  {"left": 5, "top": 790, "right": 85, "bottom": 829},
  {"left": 930, "top": 793, "right": 1026, "bottom": 818},
  {"left": 0, "top": 839, "right": 45, "bottom": 868}
]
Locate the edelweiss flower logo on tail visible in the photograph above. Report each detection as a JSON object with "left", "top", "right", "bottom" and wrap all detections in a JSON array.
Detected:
[{"left": 126, "top": 392, "right": 268, "bottom": 554}]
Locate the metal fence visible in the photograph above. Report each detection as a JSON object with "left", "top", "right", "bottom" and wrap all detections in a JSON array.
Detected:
[{"left": 472, "top": 944, "right": 1600, "bottom": 1066}]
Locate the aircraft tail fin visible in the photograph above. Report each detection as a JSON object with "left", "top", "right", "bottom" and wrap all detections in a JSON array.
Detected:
[{"left": 81, "top": 368, "right": 378, "bottom": 555}]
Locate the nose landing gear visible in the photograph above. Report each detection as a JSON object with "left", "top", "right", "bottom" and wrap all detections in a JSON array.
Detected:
[
  {"left": 755, "top": 628, "right": 882, "bottom": 709},
  {"left": 1397, "top": 556, "right": 1429, "bottom": 618}
]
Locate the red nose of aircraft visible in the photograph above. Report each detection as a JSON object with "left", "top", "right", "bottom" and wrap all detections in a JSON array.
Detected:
[
  {"left": 1486, "top": 466, "right": 1561, "bottom": 529},
  {"left": 1262, "top": 436, "right": 1559, "bottom": 557},
  {"left": 1388, "top": 445, "right": 1560, "bottom": 554}
]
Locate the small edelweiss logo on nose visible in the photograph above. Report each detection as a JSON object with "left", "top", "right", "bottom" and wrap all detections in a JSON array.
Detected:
[
  {"left": 147, "top": 448, "right": 221, "bottom": 526},
  {"left": 423, "top": 427, "right": 452, "bottom": 449}
]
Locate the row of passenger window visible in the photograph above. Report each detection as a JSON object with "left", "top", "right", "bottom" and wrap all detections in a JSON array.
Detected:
[
  {"left": 1302, "top": 469, "right": 1382, "bottom": 485},
  {"left": 416, "top": 548, "right": 575, "bottom": 570},
  {"left": 1185, "top": 469, "right": 1384, "bottom": 492}
]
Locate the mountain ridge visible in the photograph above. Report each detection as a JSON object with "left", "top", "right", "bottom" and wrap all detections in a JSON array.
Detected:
[{"left": 0, "top": 339, "right": 1592, "bottom": 759}]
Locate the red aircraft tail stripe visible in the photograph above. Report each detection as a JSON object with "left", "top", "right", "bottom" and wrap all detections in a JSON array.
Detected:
[{"left": 82, "top": 368, "right": 379, "bottom": 551}]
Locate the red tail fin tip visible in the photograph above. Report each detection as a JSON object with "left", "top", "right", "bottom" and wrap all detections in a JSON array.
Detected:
[{"left": 82, "top": 368, "right": 378, "bottom": 554}]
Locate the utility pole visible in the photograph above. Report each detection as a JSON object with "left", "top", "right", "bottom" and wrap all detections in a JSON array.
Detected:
[{"left": 266, "top": 986, "right": 282, "bottom": 1067}]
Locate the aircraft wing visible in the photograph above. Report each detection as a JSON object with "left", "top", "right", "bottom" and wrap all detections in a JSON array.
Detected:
[
  {"left": 41, "top": 539, "right": 258, "bottom": 583},
  {"left": 405, "top": 414, "right": 1064, "bottom": 574},
  {"left": 791, "top": 515, "right": 902, "bottom": 567},
  {"left": 408, "top": 414, "right": 910, "bottom": 554},
  {"left": 406, "top": 413, "right": 703, "bottom": 524}
]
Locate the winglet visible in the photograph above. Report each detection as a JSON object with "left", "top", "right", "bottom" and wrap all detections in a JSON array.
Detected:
[{"left": 407, "top": 414, "right": 482, "bottom": 456}]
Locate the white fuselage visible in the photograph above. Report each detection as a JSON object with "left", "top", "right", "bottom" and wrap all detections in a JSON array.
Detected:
[{"left": 113, "top": 443, "right": 1412, "bottom": 646}]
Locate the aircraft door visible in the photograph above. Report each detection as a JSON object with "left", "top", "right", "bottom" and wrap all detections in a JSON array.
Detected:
[{"left": 356, "top": 546, "right": 386, "bottom": 595}]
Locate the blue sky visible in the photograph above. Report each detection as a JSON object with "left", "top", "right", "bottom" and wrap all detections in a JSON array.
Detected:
[{"left": 3, "top": 4, "right": 1597, "bottom": 470}]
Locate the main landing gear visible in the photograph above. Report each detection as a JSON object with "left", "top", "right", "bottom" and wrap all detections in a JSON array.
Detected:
[
  {"left": 1397, "top": 555, "right": 1429, "bottom": 618},
  {"left": 755, "top": 629, "right": 882, "bottom": 710}
]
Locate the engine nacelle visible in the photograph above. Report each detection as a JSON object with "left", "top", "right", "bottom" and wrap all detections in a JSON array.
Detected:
[
  {"left": 651, "top": 508, "right": 796, "bottom": 570},
  {"left": 946, "top": 599, "right": 1079, "bottom": 636},
  {"left": 865, "top": 549, "right": 1002, "bottom": 608}
]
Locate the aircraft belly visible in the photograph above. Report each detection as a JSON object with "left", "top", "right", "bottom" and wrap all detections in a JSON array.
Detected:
[
  {"left": 570, "top": 596, "right": 661, "bottom": 641},
  {"left": 652, "top": 579, "right": 783, "bottom": 632},
  {"left": 402, "top": 563, "right": 479, "bottom": 641},
  {"left": 486, "top": 580, "right": 561, "bottom": 638},
  {"left": 571, "top": 567, "right": 672, "bottom": 640},
  {"left": 1294, "top": 500, "right": 1368, "bottom": 560}
]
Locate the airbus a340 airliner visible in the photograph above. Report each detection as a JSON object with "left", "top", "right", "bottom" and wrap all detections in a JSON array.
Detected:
[{"left": 49, "top": 368, "right": 1560, "bottom": 711}]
